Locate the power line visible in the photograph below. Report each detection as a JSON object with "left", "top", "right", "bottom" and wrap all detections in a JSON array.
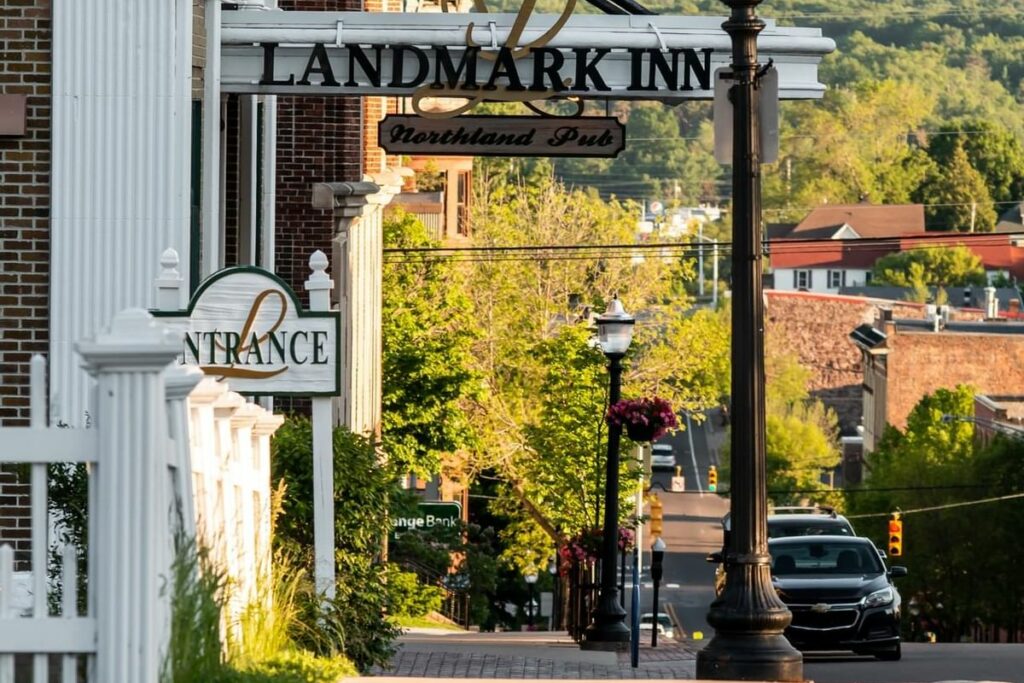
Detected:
[{"left": 845, "top": 491, "right": 1024, "bottom": 519}]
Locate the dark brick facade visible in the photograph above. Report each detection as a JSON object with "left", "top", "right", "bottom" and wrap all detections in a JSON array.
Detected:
[
  {"left": 0, "top": 1, "right": 51, "bottom": 569},
  {"left": 0, "top": 0, "right": 51, "bottom": 427}
]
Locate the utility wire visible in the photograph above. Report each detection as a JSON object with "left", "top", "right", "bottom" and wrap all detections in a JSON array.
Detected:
[{"left": 845, "top": 491, "right": 1024, "bottom": 519}]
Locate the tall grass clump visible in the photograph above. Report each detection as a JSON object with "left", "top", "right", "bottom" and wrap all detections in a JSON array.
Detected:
[{"left": 162, "top": 535, "right": 357, "bottom": 683}]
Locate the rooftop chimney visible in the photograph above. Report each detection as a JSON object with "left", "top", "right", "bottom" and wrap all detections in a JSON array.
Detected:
[{"left": 985, "top": 286, "right": 998, "bottom": 319}]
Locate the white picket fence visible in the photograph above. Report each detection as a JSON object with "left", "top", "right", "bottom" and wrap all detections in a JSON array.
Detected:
[{"left": 0, "top": 309, "right": 281, "bottom": 682}]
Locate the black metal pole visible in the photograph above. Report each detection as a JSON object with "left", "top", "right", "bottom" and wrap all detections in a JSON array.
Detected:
[
  {"left": 650, "top": 545, "right": 663, "bottom": 648},
  {"left": 582, "top": 353, "right": 630, "bottom": 649},
  {"left": 619, "top": 546, "right": 626, "bottom": 608},
  {"left": 696, "top": 0, "right": 802, "bottom": 680},
  {"left": 528, "top": 583, "right": 535, "bottom": 628}
]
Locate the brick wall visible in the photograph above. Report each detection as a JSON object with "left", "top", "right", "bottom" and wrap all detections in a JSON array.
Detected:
[
  {"left": 0, "top": 1, "right": 51, "bottom": 567},
  {"left": 0, "top": 1, "right": 51, "bottom": 427},
  {"left": 887, "top": 330, "right": 1024, "bottom": 431},
  {"left": 763, "top": 291, "right": 985, "bottom": 433},
  {"left": 0, "top": 467, "right": 31, "bottom": 569}
]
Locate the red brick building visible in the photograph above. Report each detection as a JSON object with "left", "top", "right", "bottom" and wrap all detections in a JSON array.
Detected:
[{"left": 851, "top": 314, "right": 1024, "bottom": 453}]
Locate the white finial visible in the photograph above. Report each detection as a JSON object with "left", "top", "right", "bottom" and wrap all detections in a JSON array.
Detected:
[
  {"left": 159, "top": 248, "right": 180, "bottom": 275},
  {"left": 309, "top": 250, "right": 329, "bottom": 276}
]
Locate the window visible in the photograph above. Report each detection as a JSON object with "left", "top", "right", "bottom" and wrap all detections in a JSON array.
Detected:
[
  {"left": 793, "top": 270, "right": 812, "bottom": 290},
  {"left": 865, "top": 271, "right": 873, "bottom": 285},
  {"left": 828, "top": 270, "right": 844, "bottom": 288}
]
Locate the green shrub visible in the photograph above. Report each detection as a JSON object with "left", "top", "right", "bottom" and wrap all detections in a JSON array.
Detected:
[
  {"left": 385, "top": 565, "right": 445, "bottom": 618},
  {"left": 271, "top": 416, "right": 402, "bottom": 671}
]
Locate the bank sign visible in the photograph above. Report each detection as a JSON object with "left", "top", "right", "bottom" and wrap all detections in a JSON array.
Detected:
[
  {"left": 155, "top": 267, "right": 340, "bottom": 396},
  {"left": 392, "top": 502, "right": 463, "bottom": 535},
  {"left": 220, "top": 13, "right": 835, "bottom": 107}
]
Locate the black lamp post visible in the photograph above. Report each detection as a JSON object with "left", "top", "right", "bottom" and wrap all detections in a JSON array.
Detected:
[
  {"left": 582, "top": 296, "right": 635, "bottom": 650},
  {"left": 525, "top": 572, "right": 538, "bottom": 629},
  {"left": 696, "top": 0, "right": 802, "bottom": 680},
  {"left": 548, "top": 558, "right": 559, "bottom": 631},
  {"left": 650, "top": 536, "right": 666, "bottom": 648}
]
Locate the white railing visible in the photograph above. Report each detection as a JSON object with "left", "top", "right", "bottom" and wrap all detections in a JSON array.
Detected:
[{"left": 0, "top": 309, "right": 281, "bottom": 683}]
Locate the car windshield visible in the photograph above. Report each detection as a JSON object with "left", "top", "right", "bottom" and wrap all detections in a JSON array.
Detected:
[
  {"left": 768, "top": 521, "right": 854, "bottom": 538},
  {"left": 770, "top": 541, "right": 884, "bottom": 576}
]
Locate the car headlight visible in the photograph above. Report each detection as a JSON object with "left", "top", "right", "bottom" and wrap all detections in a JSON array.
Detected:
[{"left": 862, "top": 587, "right": 894, "bottom": 608}]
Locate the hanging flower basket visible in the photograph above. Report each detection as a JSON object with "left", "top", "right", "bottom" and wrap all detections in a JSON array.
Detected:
[{"left": 605, "top": 396, "right": 678, "bottom": 443}]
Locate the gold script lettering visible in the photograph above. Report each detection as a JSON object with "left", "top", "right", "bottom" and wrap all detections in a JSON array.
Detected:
[
  {"left": 205, "top": 289, "right": 293, "bottom": 381},
  {"left": 411, "top": 0, "right": 578, "bottom": 118}
]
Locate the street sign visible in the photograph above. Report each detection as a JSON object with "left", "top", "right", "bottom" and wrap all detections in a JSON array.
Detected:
[
  {"left": 378, "top": 115, "right": 625, "bottom": 158},
  {"left": 713, "top": 66, "right": 780, "bottom": 164},
  {"left": 220, "top": 13, "right": 835, "bottom": 104},
  {"left": 392, "top": 501, "right": 463, "bottom": 535}
]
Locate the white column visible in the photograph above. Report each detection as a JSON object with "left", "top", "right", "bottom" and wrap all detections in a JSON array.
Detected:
[
  {"left": 51, "top": 0, "right": 193, "bottom": 427},
  {"left": 306, "top": 251, "right": 336, "bottom": 597},
  {"left": 76, "top": 309, "right": 181, "bottom": 683},
  {"left": 311, "top": 174, "right": 401, "bottom": 437}
]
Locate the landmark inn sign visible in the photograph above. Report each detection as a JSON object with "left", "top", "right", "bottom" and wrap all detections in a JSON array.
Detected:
[{"left": 220, "top": 13, "right": 835, "bottom": 105}]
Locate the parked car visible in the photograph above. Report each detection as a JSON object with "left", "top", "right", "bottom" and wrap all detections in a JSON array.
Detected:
[
  {"left": 650, "top": 442, "right": 675, "bottom": 470},
  {"left": 769, "top": 535, "right": 907, "bottom": 660},
  {"left": 638, "top": 621, "right": 667, "bottom": 638},
  {"left": 712, "top": 507, "right": 858, "bottom": 596},
  {"left": 767, "top": 506, "right": 857, "bottom": 538},
  {"left": 640, "top": 612, "right": 675, "bottom": 639}
]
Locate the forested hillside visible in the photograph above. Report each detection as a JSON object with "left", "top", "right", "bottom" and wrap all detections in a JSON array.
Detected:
[{"left": 481, "top": 0, "right": 1024, "bottom": 227}]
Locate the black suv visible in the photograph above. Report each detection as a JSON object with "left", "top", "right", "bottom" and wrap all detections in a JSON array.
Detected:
[
  {"left": 769, "top": 535, "right": 907, "bottom": 660},
  {"left": 767, "top": 506, "right": 856, "bottom": 538}
]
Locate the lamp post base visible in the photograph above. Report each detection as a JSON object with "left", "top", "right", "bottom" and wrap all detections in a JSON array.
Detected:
[
  {"left": 580, "top": 593, "right": 630, "bottom": 651},
  {"left": 696, "top": 633, "right": 803, "bottom": 681}
]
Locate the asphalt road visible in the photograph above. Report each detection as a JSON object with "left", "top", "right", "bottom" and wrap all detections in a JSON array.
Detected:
[
  {"left": 803, "top": 643, "right": 1024, "bottom": 683},
  {"left": 644, "top": 413, "right": 1024, "bottom": 683}
]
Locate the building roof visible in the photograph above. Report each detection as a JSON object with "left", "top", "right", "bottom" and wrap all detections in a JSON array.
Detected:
[
  {"left": 770, "top": 232, "right": 1024, "bottom": 277},
  {"left": 839, "top": 286, "right": 1024, "bottom": 312},
  {"left": 773, "top": 204, "right": 926, "bottom": 240},
  {"left": 995, "top": 201, "right": 1024, "bottom": 234}
]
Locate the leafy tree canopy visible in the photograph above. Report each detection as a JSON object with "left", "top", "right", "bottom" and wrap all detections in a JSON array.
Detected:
[
  {"left": 871, "top": 245, "right": 987, "bottom": 287},
  {"left": 915, "top": 142, "right": 998, "bottom": 232},
  {"left": 382, "top": 209, "right": 481, "bottom": 477}
]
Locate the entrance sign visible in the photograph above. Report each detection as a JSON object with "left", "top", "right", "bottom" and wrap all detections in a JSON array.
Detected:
[
  {"left": 155, "top": 266, "right": 341, "bottom": 396},
  {"left": 220, "top": 13, "right": 835, "bottom": 106},
  {"left": 378, "top": 115, "right": 625, "bottom": 158},
  {"left": 392, "top": 501, "right": 464, "bottom": 535}
]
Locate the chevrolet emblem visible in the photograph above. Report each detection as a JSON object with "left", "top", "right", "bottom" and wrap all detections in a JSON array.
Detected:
[{"left": 811, "top": 603, "right": 830, "bottom": 614}]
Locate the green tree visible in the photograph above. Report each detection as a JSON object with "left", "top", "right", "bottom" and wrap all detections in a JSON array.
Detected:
[
  {"left": 382, "top": 209, "right": 480, "bottom": 478},
  {"left": 871, "top": 245, "right": 987, "bottom": 288},
  {"left": 845, "top": 386, "right": 979, "bottom": 641},
  {"left": 763, "top": 79, "right": 934, "bottom": 220},
  {"left": 916, "top": 142, "right": 998, "bottom": 231},
  {"left": 925, "top": 118, "right": 1024, "bottom": 205}
]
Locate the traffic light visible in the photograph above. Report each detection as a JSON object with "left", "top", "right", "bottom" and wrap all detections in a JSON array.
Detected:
[
  {"left": 888, "top": 512, "right": 903, "bottom": 557},
  {"left": 649, "top": 493, "right": 664, "bottom": 537},
  {"left": 708, "top": 465, "right": 718, "bottom": 492}
]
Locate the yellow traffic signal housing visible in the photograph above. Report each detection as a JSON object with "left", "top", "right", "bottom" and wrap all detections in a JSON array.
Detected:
[
  {"left": 649, "top": 493, "right": 664, "bottom": 537},
  {"left": 888, "top": 513, "right": 903, "bottom": 557},
  {"left": 708, "top": 465, "right": 718, "bottom": 492}
]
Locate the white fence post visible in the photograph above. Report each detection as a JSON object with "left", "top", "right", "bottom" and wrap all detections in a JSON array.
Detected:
[
  {"left": 306, "top": 250, "right": 336, "bottom": 598},
  {"left": 155, "top": 248, "right": 186, "bottom": 311},
  {"left": 76, "top": 309, "right": 181, "bottom": 683}
]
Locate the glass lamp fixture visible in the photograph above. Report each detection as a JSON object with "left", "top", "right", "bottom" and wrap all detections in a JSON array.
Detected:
[{"left": 596, "top": 296, "right": 635, "bottom": 356}]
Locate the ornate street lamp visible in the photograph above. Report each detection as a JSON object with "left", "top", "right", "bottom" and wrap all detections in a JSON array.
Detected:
[
  {"left": 524, "top": 572, "right": 538, "bottom": 628},
  {"left": 582, "top": 296, "right": 635, "bottom": 650},
  {"left": 696, "top": 0, "right": 802, "bottom": 680}
]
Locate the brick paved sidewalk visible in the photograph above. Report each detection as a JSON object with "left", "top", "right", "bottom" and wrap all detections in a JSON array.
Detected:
[{"left": 370, "top": 631, "right": 700, "bottom": 679}]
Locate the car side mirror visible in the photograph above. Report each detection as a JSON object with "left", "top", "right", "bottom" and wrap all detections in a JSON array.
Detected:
[
  {"left": 888, "top": 566, "right": 908, "bottom": 578},
  {"left": 705, "top": 551, "right": 724, "bottom": 564}
]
